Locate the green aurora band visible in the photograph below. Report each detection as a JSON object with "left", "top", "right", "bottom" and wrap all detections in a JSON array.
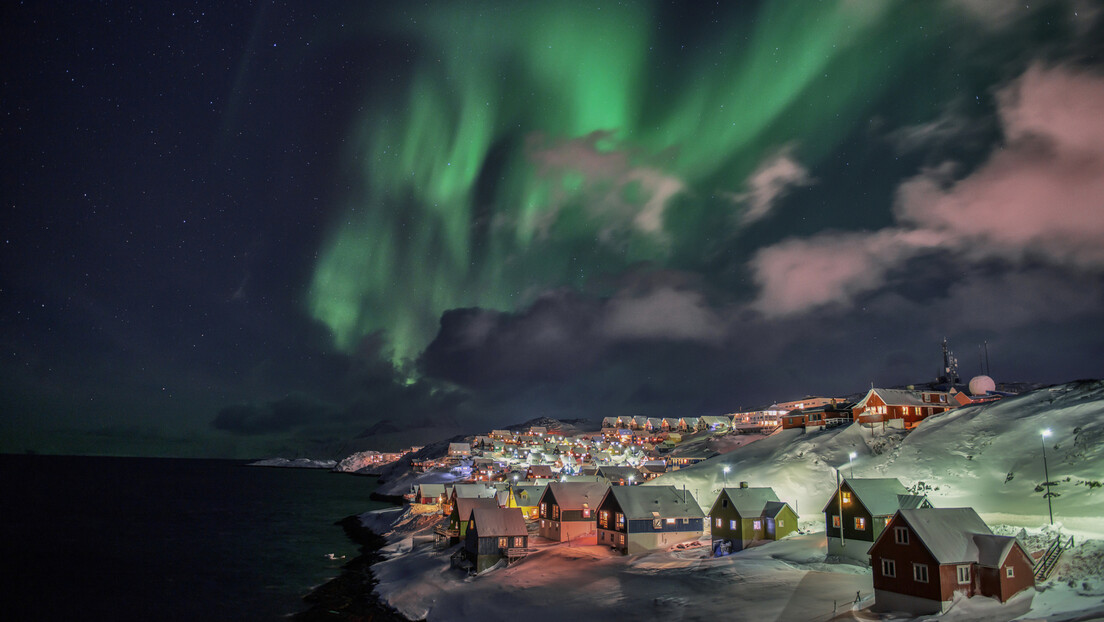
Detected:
[{"left": 307, "top": 1, "right": 951, "bottom": 363}]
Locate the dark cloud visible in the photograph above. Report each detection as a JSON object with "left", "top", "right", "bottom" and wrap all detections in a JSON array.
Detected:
[{"left": 212, "top": 393, "right": 341, "bottom": 436}]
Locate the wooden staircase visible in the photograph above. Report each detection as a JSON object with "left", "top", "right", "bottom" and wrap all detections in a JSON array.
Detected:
[{"left": 1034, "top": 534, "right": 1074, "bottom": 581}]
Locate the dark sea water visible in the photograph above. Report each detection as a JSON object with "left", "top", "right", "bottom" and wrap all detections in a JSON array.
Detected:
[{"left": 0, "top": 454, "right": 389, "bottom": 621}]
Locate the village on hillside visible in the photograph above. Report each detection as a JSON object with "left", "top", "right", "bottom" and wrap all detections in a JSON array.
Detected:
[{"left": 317, "top": 346, "right": 1104, "bottom": 621}]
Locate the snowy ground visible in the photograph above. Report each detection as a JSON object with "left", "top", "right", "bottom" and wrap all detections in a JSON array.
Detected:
[
  {"left": 357, "top": 382, "right": 1104, "bottom": 621},
  {"left": 363, "top": 506, "right": 1104, "bottom": 622}
]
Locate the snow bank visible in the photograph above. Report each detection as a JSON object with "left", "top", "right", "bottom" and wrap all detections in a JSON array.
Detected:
[{"left": 246, "top": 457, "right": 337, "bottom": 469}]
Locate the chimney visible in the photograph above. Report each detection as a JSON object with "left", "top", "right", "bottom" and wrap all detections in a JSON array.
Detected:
[{"left": 739, "top": 481, "right": 749, "bottom": 489}]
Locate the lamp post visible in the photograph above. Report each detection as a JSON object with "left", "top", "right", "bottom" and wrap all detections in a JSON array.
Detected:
[
  {"left": 848, "top": 452, "right": 856, "bottom": 479},
  {"left": 1041, "top": 429, "right": 1054, "bottom": 525},
  {"left": 723, "top": 466, "right": 730, "bottom": 488}
]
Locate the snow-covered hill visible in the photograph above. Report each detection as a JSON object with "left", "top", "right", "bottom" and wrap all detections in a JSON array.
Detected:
[{"left": 650, "top": 380, "right": 1104, "bottom": 537}]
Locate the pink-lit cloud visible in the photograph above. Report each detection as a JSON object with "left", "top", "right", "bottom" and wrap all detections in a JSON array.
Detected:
[
  {"left": 731, "top": 146, "right": 813, "bottom": 225},
  {"left": 750, "top": 63, "right": 1104, "bottom": 317}
]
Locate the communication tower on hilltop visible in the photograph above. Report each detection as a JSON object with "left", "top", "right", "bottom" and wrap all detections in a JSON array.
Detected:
[{"left": 940, "top": 338, "right": 960, "bottom": 385}]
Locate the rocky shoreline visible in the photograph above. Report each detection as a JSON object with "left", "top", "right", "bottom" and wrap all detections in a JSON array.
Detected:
[{"left": 292, "top": 515, "right": 417, "bottom": 622}]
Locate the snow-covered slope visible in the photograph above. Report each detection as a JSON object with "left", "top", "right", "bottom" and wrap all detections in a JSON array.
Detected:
[{"left": 650, "top": 380, "right": 1104, "bottom": 537}]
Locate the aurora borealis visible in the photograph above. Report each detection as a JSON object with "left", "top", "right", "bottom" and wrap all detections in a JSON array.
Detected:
[
  {"left": 308, "top": 1, "right": 941, "bottom": 362},
  {"left": 3, "top": 1, "right": 1104, "bottom": 457}
]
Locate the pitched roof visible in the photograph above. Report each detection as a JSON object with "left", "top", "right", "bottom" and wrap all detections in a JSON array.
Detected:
[
  {"left": 470, "top": 507, "right": 527, "bottom": 537},
  {"left": 510, "top": 485, "right": 546, "bottom": 506},
  {"left": 859, "top": 388, "right": 950, "bottom": 408},
  {"left": 763, "top": 501, "right": 790, "bottom": 518},
  {"left": 717, "top": 487, "right": 781, "bottom": 517},
  {"left": 605, "top": 485, "right": 705, "bottom": 520},
  {"left": 452, "top": 483, "right": 498, "bottom": 499},
  {"left": 546, "top": 481, "right": 610, "bottom": 510},
  {"left": 454, "top": 497, "right": 499, "bottom": 523},
  {"left": 418, "top": 483, "right": 447, "bottom": 497},
  {"left": 896, "top": 507, "right": 993, "bottom": 564},
  {"left": 972, "top": 533, "right": 1020, "bottom": 567},
  {"left": 826, "top": 478, "right": 917, "bottom": 517}
]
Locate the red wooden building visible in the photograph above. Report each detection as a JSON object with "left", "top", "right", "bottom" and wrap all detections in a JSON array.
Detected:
[
  {"left": 870, "top": 508, "right": 1036, "bottom": 615},
  {"left": 852, "top": 388, "right": 955, "bottom": 430}
]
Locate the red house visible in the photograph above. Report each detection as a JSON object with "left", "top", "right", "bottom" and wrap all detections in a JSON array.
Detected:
[
  {"left": 870, "top": 508, "right": 1035, "bottom": 615},
  {"left": 852, "top": 388, "right": 954, "bottom": 430}
]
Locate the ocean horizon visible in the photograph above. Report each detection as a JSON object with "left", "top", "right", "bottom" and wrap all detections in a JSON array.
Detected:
[{"left": 1, "top": 454, "right": 388, "bottom": 621}]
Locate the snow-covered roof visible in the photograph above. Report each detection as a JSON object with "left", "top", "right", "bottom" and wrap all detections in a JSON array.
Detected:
[
  {"left": 418, "top": 483, "right": 447, "bottom": 497},
  {"left": 452, "top": 483, "right": 497, "bottom": 499},
  {"left": 859, "top": 388, "right": 949, "bottom": 408},
  {"left": 510, "top": 485, "right": 546, "bottom": 506},
  {"left": 716, "top": 487, "right": 781, "bottom": 517},
  {"left": 895, "top": 507, "right": 993, "bottom": 564},
  {"left": 544, "top": 481, "right": 610, "bottom": 510},
  {"left": 763, "top": 501, "right": 790, "bottom": 519},
  {"left": 972, "top": 533, "right": 1020, "bottom": 567},
  {"left": 822, "top": 478, "right": 917, "bottom": 516},
  {"left": 700, "top": 416, "right": 730, "bottom": 424},
  {"left": 470, "top": 507, "right": 527, "bottom": 537},
  {"left": 454, "top": 497, "right": 499, "bottom": 523},
  {"left": 604, "top": 485, "right": 704, "bottom": 520}
]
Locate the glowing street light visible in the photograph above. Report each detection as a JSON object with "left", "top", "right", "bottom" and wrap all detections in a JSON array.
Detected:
[
  {"left": 628, "top": 474, "right": 635, "bottom": 486},
  {"left": 1041, "top": 429, "right": 1054, "bottom": 525},
  {"left": 723, "top": 465, "right": 730, "bottom": 487},
  {"left": 848, "top": 452, "right": 857, "bottom": 479}
]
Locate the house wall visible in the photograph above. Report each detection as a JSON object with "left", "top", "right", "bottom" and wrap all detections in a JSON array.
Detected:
[
  {"left": 769, "top": 506, "right": 799, "bottom": 541},
  {"left": 540, "top": 518, "right": 595, "bottom": 542},
  {"left": 997, "top": 546, "right": 1036, "bottom": 602},
  {"left": 872, "top": 589, "right": 942, "bottom": 615},
  {"left": 824, "top": 483, "right": 878, "bottom": 546},
  {"left": 870, "top": 519, "right": 952, "bottom": 610}
]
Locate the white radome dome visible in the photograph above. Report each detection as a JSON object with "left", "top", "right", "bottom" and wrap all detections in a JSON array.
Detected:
[{"left": 969, "top": 375, "right": 996, "bottom": 396}]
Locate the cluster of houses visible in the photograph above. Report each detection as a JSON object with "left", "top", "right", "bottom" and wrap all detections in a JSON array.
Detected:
[
  {"left": 399, "top": 374, "right": 1029, "bottom": 615},
  {"left": 415, "top": 469, "right": 1040, "bottom": 615}
]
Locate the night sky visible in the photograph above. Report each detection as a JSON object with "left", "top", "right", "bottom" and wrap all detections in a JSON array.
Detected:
[{"left": 4, "top": 1, "right": 1104, "bottom": 458}]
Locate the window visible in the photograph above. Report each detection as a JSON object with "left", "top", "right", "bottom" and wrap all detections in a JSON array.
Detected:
[
  {"left": 722, "top": 499, "right": 728, "bottom": 508},
  {"left": 599, "top": 510, "right": 609, "bottom": 529},
  {"left": 552, "top": 505, "right": 560, "bottom": 519},
  {"left": 753, "top": 519, "right": 762, "bottom": 531},
  {"left": 841, "top": 492, "right": 852, "bottom": 504},
  {"left": 881, "top": 558, "right": 896, "bottom": 578},
  {"left": 616, "top": 512, "right": 625, "bottom": 528},
  {"left": 855, "top": 517, "right": 866, "bottom": 530},
  {"left": 894, "top": 527, "right": 909, "bottom": 545},
  {"left": 778, "top": 519, "right": 784, "bottom": 528},
  {"left": 832, "top": 515, "right": 841, "bottom": 528},
  {"left": 913, "top": 563, "right": 929, "bottom": 583},
  {"left": 540, "top": 503, "right": 547, "bottom": 517},
  {"left": 730, "top": 519, "right": 737, "bottom": 529},
  {"left": 666, "top": 518, "right": 676, "bottom": 525},
  {"left": 1006, "top": 566, "right": 1015, "bottom": 578},
  {"left": 498, "top": 537, "right": 508, "bottom": 548},
  {"left": 582, "top": 507, "right": 591, "bottom": 518},
  {"left": 715, "top": 518, "right": 722, "bottom": 528},
  {"left": 514, "top": 537, "right": 524, "bottom": 548},
  {"left": 957, "top": 565, "right": 971, "bottom": 584}
]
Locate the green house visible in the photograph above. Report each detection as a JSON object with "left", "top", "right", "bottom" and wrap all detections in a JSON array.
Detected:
[{"left": 709, "top": 484, "right": 798, "bottom": 556}]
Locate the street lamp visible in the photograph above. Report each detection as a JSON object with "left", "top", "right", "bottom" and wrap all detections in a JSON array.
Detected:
[
  {"left": 1041, "top": 429, "right": 1054, "bottom": 525},
  {"left": 723, "top": 466, "right": 730, "bottom": 487},
  {"left": 848, "top": 452, "right": 857, "bottom": 479},
  {"left": 628, "top": 474, "right": 635, "bottom": 486}
]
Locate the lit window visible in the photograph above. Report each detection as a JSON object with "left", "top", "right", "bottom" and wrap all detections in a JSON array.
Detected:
[
  {"left": 540, "top": 503, "right": 547, "bottom": 517},
  {"left": 894, "top": 527, "right": 909, "bottom": 545},
  {"left": 666, "top": 518, "right": 676, "bottom": 525},
  {"left": 583, "top": 508, "right": 591, "bottom": 518},
  {"left": 715, "top": 518, "right": 722, "bottom": 528},
  {"left": 1006, "top": 566, "right": 1014, "bottom": 578},
  {"left": 957, "top": 565, "right": 970, "bottom": 584},
  {"left": 498, "top": 537, "right": 508, "bottom": 548},
  {"left": 753, "top": 520, "right": 762, "bottom": 531},
  {"left": 881, "top": 558, "right": 896, "bottom": 578},
  {"left": 616, "top": 512, "right": 625, "bottom": 528},
  {"left": 855, "top": 517, "right": 866, "bottom": 530},
  {"left": 778, "top": 519, "right": 784, "bottom": 528},
  {"left": 842, "top": 492, "right": 852, "bottom": 504},
  {"left": 832, "top": 515, "right": 841, "bottom": 528},
  {"left": 730, "top": 519, "right": 737, "bottom": 529},
  {"left": 514, "top": 537, "right": 524, "bottom": 548},
  {"left": 913, "top": 563, "right": 929, "bottom": 583},
  {"left": 599, "top": 510, "right": 609, "bottom": 529}
]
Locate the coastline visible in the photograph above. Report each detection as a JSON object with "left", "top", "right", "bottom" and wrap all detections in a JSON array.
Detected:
[{"left": 292, "top": 514, "right": 416, "bottom": 621}]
